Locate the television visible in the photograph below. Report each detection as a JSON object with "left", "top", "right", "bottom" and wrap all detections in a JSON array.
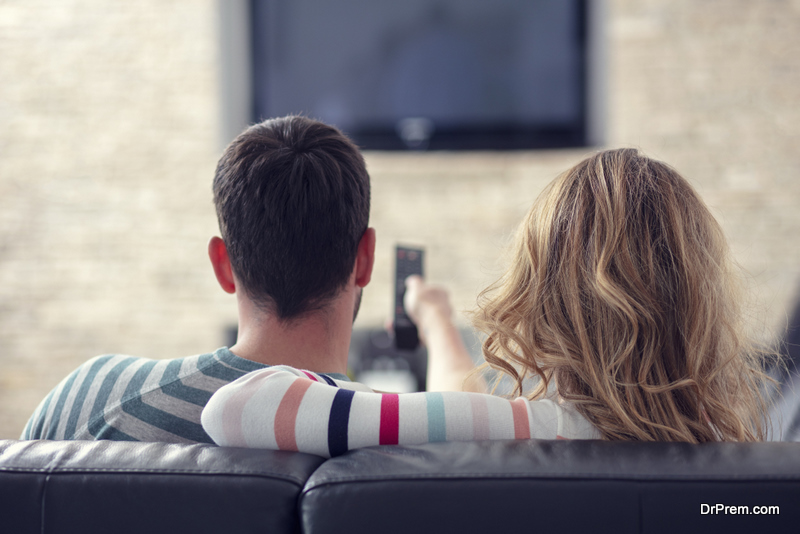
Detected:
[{"left": 250, "top": 0, "right": 589, "bottom": 150}]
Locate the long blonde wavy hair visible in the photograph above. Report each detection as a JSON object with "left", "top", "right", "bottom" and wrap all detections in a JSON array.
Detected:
[{"left": 473, "top": 149, "right": 775, "bottom": 442}]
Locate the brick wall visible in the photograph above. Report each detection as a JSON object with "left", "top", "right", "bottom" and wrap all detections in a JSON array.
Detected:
[
  {"left": 0, "top": 0, "right": 798, "bottom": 438},
  {"left": 0, "top": 1, "right": 228, "bottom": 437}
]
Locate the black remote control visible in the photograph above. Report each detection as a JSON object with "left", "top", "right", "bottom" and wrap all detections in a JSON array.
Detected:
[{"left": 394, "top": 245, "right": 424, "bottom": 351}]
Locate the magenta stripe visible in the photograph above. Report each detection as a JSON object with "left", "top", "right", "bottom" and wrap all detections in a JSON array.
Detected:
[
  {"left": 469, "top": 395, "right": 490, "bottom": 440},
  {"left": 379, "top": 394, "right": 400, "bottom": 444},
  {"left": 302, "top": 371, "right": 319, "bottom": 382}
]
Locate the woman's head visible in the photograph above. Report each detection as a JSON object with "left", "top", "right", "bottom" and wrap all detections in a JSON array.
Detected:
[{"left": 475, "top": 148, "right": 772, "bottom": 442}]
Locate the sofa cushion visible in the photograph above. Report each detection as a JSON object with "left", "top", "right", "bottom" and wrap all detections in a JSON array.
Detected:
[
  {"left": 0, "top": 439, "right": 326, "bottom": 534},
  {"left": 300, "top": 439, "right": 800, "bottom": 534}
]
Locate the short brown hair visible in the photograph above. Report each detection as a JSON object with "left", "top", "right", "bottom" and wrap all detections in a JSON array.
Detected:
[{"left": 213, "top": 116, "right": 370, "bottom": 319}]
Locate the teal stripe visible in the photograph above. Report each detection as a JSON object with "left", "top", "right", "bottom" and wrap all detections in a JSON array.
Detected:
[
  {"left": 57, "top": 355, "right": 117, "bottom": 439},
  {"left": 87, "top": 357, "right": 138, "bottom": 438},
  {"left": 42, "top": 367, "right": 84, "bottom": 438},
  {"left": 214, "top": 348, "right": 267, "bottom": 373},
  {"left": 197, "top": 353, "right": 251, "bottom": 382},
  {"left": 24, "top": 388, "right": 55, "bottom": 439},
  {"left": 426, "top": 392, "right": 446, "bottom": 442},
  {"left": 21, "top": 409, "right": 34, "bottom": 439},
  {"left": 160, "top": 359, "right": 213, "bottom": 406},
  {"left": 121, "top": 359, "right": 212, "bottom": 442},
  {"left": 122, "top": 360, "right": 158, "bottom": 400},
  {"left": 91, "top": 422, "right": 137, "bottom": 441}
]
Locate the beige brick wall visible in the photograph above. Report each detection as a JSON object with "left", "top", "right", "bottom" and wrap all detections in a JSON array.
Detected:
[
  {"left": 1, "top": 0, "right": 798, "bottom": 438},
  {"left": 0, "top": 0, "right": 230, "bottom": 437}
]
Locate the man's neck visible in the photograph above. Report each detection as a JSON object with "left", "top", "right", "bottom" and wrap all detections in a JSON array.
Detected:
[{"left": 228, "top": 294, "right": 353, "bottom": 375}]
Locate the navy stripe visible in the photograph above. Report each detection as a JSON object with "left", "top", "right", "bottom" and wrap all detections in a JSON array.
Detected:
[
  {"left": 160, "top": 359, "right": 213, "bottom": 406},
  {"left": 327, "top": 389, "right": 355, "bottom": 457},
  {"left": 319, "top": 374, "right": 337, "bottom": 386},
  {"left": 86, "top": 357, "right": 138, "bottom": 438},
  {"left": 57, "top": 355, "right": 117, "bottom": 439}
]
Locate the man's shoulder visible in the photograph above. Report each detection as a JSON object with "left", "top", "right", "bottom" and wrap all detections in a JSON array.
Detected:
[
  {"left": 58, "top": 347, "right": 264, "bottom": 391},
  {"left": 22, "top": 348, "right": 265, "bottom": 443}
]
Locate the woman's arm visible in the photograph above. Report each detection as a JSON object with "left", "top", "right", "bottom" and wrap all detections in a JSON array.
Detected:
[
  {"left": 201, "top": 366, "right": 567, "bottom": 458},
  {"left": 403, "top": 276, "right": 486, "bottom": 393}
]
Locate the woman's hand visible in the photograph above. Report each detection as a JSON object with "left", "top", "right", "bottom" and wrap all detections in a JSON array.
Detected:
[
  {"left": 402, "top": 275, "right": 486, "bottom": 393},
  {"left": 403, "top": 275, "right": 454, "bottom": 344}
]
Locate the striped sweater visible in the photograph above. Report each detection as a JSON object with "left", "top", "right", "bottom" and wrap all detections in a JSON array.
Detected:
[
  {"left": 201, "top": 366, "right": 601, "bottom": 457},
  {"left": 20, "top": 348, "right": 348, "bottom": 443}
]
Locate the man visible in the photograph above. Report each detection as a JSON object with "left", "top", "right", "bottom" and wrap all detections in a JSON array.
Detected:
[{"left": 21, "top": 115, "right": 375, "bottom": 443}]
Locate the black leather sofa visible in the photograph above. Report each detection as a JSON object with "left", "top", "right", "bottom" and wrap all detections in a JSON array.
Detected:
[{"left": 2, "top": 438, "right": 799, "bottom": 534}]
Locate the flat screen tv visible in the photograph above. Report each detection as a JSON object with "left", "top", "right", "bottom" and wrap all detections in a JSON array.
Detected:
[{"left": 251, "top": 0, "right": 588, "bottom": 150}]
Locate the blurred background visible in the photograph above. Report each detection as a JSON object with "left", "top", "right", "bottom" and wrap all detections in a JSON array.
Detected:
[{"left": 1, "top": 0, "right": 799, "bottom": 439}]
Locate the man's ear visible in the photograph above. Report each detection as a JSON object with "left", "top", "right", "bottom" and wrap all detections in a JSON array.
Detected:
[
  {"left": 208, "top": 236, "right": 236, "bottom": 294},
  {"left": 354, "top": 227, "right": 376, "bottom": 288}
]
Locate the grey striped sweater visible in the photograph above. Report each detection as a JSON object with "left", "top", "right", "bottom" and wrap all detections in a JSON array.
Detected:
[{"left": 20, "top": 347, "right": 346, "bottom": 443}]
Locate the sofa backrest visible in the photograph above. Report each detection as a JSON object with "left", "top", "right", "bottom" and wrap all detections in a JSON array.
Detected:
[
  {"left": 301, "top": 440, "right": 800, "bottom": 534},
  {"left": 2, "top": 439, "right": 799, "bottom": 534},
  {"left": 0, "top": 439, "right": 325, "bottom": 534}
]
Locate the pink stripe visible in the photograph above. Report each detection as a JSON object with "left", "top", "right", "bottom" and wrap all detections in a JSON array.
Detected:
[
  {"left": 274, "top": 379, "right": 314, "bottom": 451},
  {"left": 379, "top": 394, "right": 400, "bottom": 444},
  {"left": 511, "top": 398, "right": 531, "bottom": 439},
  {"left": 556, "top": 435, "right": 569, "bottom": 440},
  {"left": 302, "top": 371, "right": 319, "bottom": 382},
  {"left": 221, "top": 369, "right": 281, "bottom": 446},
  {"left": 469, "top": 395, "right": 490, "bottom": 440}
]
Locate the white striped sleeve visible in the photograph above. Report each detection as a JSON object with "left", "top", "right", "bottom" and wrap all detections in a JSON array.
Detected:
[{"left": 201, "top": 365, "right": 599, "bottom": 458}]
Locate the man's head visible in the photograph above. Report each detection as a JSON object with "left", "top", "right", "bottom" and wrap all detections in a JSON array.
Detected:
[{"left": 212, "top": 115, "right": 371, "bottom": 320}]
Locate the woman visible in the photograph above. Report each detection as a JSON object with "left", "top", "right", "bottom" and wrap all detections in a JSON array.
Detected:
[{"left": 201, "top": 149, "right": 775, "bottom": 456}]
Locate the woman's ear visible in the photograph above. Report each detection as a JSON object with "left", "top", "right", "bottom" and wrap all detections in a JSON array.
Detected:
[{"left": 208, "top": 236, "right": 236, "bottom": 294}]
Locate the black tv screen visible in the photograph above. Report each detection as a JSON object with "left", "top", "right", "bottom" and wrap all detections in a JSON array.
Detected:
[{"left": 251, "top": 0, "right": 587, "bottom": 150}]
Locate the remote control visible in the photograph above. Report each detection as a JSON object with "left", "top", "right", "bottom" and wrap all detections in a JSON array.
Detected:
[{"left": 394, "top": 245, "right": 424, "bottom": 351}]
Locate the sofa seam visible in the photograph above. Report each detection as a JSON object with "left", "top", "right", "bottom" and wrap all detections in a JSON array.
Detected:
[
  {"left": 302, "top": 471, "right": 800, "bottom": 487},
  {"left": 0, "top": 466, "right": 311, "bottom": 485},
  {"left": 40, "top": 473, "right": 49, "bottom": 534}
]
